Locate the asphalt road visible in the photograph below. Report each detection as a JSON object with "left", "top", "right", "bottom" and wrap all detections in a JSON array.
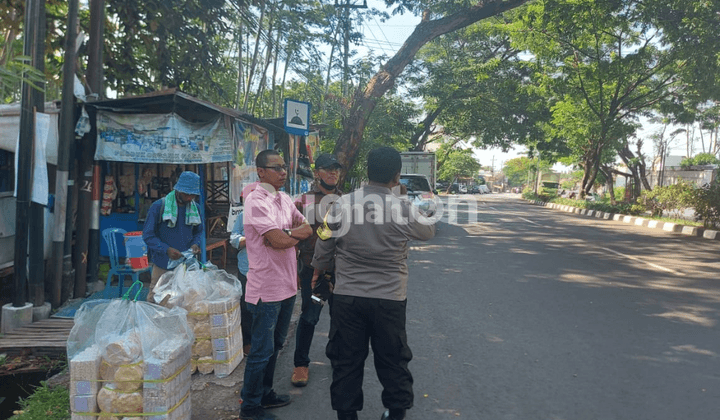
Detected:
[{"left": 245, "top": 193, "right": 720, "bottom": 420}]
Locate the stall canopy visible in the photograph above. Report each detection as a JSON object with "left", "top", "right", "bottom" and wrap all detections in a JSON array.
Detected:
[{"left": 87, "top": 89, "right": 284, "bottom": 166}]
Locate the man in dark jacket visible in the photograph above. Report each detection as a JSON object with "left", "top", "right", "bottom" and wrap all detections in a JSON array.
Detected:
[{"left": 290, "top": 153, "right": 343, "bottom": 387}]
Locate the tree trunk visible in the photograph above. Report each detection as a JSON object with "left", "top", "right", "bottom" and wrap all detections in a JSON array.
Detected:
[
  {"left": 410, "top": 106, "right": 442, "bottom": 151},
  {"left": 243, "top": 0, "right": 266, "bottom": 112},
  {"left": 252, "top": 7, "right": 276, "bottom": 115},
  {"left": 332, "top": 0, "right": 531, "bottom": 184},
  {"left": 600, "top": 166, "right": 616, "bottom": 205},
  {"left": 271, "top": 22, "right": 281, "bottom": 117},
  {"left": 234, "top": 24, "right": 244, "bottom": 109},
  {"left": 635, "top": 140, "right": 652, "bottom": 191}
]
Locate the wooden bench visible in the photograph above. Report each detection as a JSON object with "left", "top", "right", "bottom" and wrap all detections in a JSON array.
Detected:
[{"left": 206, "top": 237, "right": 228, "bottom": 269}]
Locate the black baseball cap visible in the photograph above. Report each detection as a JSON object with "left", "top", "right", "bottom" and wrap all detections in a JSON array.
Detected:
[{"left": 315, "top": 153, "right": 343, "bottom": 169}]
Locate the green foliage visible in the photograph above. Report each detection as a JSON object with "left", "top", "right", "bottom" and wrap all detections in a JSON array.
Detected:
[
  {"left": 103, "top": 0, "right": 235, "bottom": 101},
  {"left": 508, "top": 0, "right": 681, "bottom": 192},
  {"left": 408, "top": 20, "right": 552, "bottom": 152},
  {"left": 437, "top": 147, "right": 481, "bottom": 182},
  {"left": 502, "top": 156, "right": 551, "bottom": 187},
  {"left": 637, "top": 181, "right": 696, "bottom": 218},
  {"left": 521, "top": 186, "right": 537, "bottom": 200},
  {"left": 613, "top": 186, "right": 626, "bottom": 202},
  {"left": 680, "top": 153, "right": 720, "bottom": 169},
  {"left": 693, "top": 180, "right": 720, "bottom": 229},
  {"left": 550, "top": 196, "right": 644, "bottom": 216},
  {"left": 0, "top": 56, "right": 46, "bottom": 103},
  {"left": 10, "top": 381, "right": 69, "bottom": 420}
]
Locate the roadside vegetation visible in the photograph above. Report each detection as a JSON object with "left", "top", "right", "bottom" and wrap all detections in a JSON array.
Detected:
[
  {"left": 8, "top": 381, "right": 70, "bottom": 420},
  {"left": 523, "top": 179, "right": 720, "bottom": 229}
]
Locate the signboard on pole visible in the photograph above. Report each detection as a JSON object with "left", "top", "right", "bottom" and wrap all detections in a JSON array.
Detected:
[{"left": 284, "top": 99, "right": 311, "bottom": 136}]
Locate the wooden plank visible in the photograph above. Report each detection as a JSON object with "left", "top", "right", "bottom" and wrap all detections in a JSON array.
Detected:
[{"left": 0, "top": 340, "right": 67, "bottom": 347}]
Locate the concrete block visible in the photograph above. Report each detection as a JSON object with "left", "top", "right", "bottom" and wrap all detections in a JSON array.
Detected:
[
  {"left": 1, "top": 302, "right": 33, "bottom": 334},
  {"left": 586, "top": 210, "right": 595, "bottom": 217},
  {"left": 647, "top": 220, "right": 660, "bottom": 229},
  {"left": 663, "top": 223, "right": 681, "bottom": 233},
  {"left": 603, "top": 213, "right": 613, "bottom": 220},
  {"left": 32, "top": 302, "right": 52, "bottom": 322},
  {"left": 580, "top": 209, "right": 587, "bottom": 215},
  {"left": 595, "top": 211, "right": 603, "bottom": 218},
  {"left": 703, "top": 230, "right": 719, "bottom": 240},
  {"left": 613, "top": 214, "right": 622, "bottom": 221},
  {"left": 574, "top": 208, "right": 582, "bottom": 214},
  {"left": 623, "top": 215, "right": 634, "bottom": 223},
  {"left": 634, "top": 218, "right": 647, "bottom": 226},
  {"left": 681, "top": 225, "right": 699, "bottom": 236}
]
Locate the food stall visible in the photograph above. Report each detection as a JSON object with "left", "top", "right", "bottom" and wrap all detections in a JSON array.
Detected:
[{"left": 86, "top": 89, "right": 280, "bottom": 265}]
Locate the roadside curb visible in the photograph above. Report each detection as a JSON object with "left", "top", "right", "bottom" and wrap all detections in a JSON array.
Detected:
[{"left": 524, "top": 199, "right": 720, "bottom": 242}]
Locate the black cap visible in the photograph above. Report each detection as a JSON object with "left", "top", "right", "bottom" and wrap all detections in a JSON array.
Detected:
[{"left": 315, "top": 153, "right": 343, "bottom": 169}]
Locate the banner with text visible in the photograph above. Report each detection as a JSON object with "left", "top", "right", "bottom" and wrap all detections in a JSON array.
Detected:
[{"left": 94, "top": 112, "right": 234, "bottom": 164}]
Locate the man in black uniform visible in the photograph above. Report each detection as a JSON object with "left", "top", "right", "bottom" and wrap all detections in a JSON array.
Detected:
[{"left": 312, "top": 147, "right": 436, "bottom": 420}]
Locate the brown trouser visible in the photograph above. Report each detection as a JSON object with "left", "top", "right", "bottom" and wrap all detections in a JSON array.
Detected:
[{"left": 147, "top": 264, "right": 169, "bottom": 303}]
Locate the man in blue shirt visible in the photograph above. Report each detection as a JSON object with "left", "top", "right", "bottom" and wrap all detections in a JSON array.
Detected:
[
  {"left": 230, "top": 182, "right": 258, "bottom": 356},
  {"left": 143, "top": 171, "right": 204, "bottom": 302}
]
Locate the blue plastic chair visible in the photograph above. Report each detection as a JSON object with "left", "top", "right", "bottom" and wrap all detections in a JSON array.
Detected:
[{"left": 101, "top": 228, "right": 151, "bottom": 299}]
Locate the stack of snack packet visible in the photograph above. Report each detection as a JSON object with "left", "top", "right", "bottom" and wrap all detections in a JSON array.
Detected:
[
  {"left": 153, "top": 259, "right": 244, "bottom": 378},
  {"left": 67, "top": 295, "right": 194, "bottom": 420}
]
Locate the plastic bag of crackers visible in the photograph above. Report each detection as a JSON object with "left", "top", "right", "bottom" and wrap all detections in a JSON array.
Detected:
[
  {"left": 152, "top": 258, "right": 244, "bottom": 378},
  {"left": 66, "top": 295, "right": 194, "bottom": 420}
]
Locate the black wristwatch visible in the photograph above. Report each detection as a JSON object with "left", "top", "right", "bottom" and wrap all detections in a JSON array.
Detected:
[{"left": 283, "top": 228, "right": 293, "bottom": 237}]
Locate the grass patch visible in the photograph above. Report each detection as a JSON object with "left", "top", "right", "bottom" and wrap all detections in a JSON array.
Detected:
[
  {"left": 9, "top": 381, "right": 70, "bottom": 420},
  {"left": 651, "top": 216, "right": 704, "bottom": 227}
]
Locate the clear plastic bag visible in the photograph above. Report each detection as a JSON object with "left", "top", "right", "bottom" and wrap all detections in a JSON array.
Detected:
[
  {"left": 149, "top": 260, "right": 244, "bottom": 377},
  {"left": 66, "top": 296, "right": 194, "bottom": 419},
  {"left": 166, "top": 249, "right": 198, "bottom": 270}
]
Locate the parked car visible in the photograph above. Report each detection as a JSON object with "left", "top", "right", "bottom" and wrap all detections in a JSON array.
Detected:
[
  {"left": 400, "top": 174, "right": 438, "bottom": 216},
  {"left": 458, "top": 184, "right": 468, "bottom": 194},
  {"left": 478, "top": 185, "right": 490, "bottom": 194}
]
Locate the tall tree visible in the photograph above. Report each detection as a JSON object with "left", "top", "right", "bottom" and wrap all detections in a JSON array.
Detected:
[
  {"left": 437, "top": 146, "right": 482, "bottom": 183},
  {"left": 405, "top": 19, "right": 550, "bottom": 153},
  {"left": 510, "top": 0, "right": 682, "bottom": 196},
  {"left": 331, "top": 0, "right": 532, "bottom": 184}
]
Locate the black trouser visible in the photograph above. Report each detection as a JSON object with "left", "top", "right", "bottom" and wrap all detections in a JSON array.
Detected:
[{"left": 326, "top": 294, "right": 413, "bottom": 413}]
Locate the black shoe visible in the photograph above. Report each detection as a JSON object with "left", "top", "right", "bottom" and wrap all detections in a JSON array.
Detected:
[
  {"left": 261, "top": 390, "right": 292, "bottom": 409},
  {"left": 338, "top": 411, "right": 359, "bottom": 420},
  {"left": 239, "top": 406, "right": 278, "bottom": 420},
  {"left": 381, "top": 408, "right": 406, "bottom": 420}
]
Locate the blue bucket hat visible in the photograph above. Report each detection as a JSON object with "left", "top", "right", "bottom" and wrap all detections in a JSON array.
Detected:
[{"left": 174, "top": 171, "right": 201, "bottom": 196}]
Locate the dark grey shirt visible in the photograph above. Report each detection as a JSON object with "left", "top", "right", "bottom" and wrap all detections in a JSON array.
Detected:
[{"left": 311, "top": 184, "right": 436, "bottom": 301}]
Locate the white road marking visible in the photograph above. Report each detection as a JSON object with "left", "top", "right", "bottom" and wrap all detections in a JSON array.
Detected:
[
  {"left": 599, "top": 247, "right": 685, "bottom": 276},
  {"left": 518, "top": 217, "right": 541, "bottom": 226}
]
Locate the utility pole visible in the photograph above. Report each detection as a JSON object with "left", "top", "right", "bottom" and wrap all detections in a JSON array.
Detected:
[
  {"left": 52, "top": 0, "right": 79, "bottom": 308},
  {"left": 13, "top": 0, "right": 42, "bottom": 308},
  {"left": 74, "top": 0, "right": 104, "bottom": 299},
  {"left": 335, "top": 0, "right": 367, "bottom": 97},
  {"left": 29, "top": 0, "right": 47, "bottom": 308}
]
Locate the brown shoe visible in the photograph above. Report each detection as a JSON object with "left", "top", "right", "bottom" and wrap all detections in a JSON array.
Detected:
[{"left": 291, "top": 366, "right": 309, "bottom": 387}]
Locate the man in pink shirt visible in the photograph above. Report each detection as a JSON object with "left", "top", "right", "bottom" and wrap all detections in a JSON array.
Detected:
[{"left": 240, "top": 150, "right": 312, "bottom": 420}]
